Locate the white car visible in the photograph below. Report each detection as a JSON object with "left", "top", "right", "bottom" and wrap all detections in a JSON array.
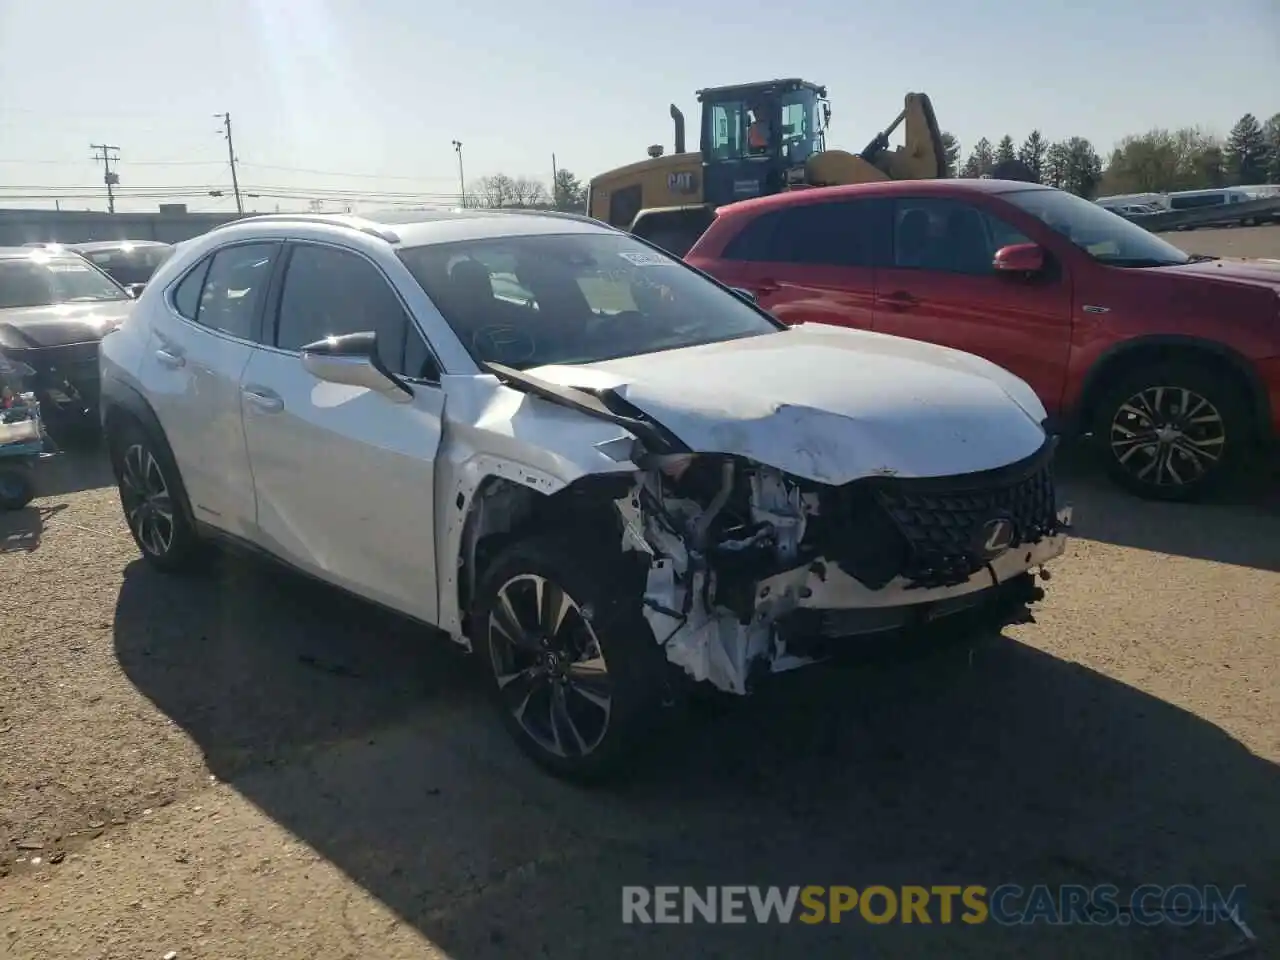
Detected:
[{"left": 99, "top": 209, "right": 1071, "bottom": 780}]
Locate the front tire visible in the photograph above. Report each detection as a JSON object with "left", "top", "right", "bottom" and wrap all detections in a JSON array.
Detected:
[
  {"left": 107, "top": 417, "right": 207, "bottom": 572},
  {"left": 469, "top": 534, "right": 674, "bottom": 783},
  {"left": 1093, "top": 361, "right": 1251, "bottom": 502}
]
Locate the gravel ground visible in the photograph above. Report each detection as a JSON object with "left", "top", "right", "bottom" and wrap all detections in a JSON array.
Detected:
[
  {"left": 1172, "top": 222, "right": 1280, "bottom": 259},
  {"left": 1, "top": 227, "right": 1278, "bottom": 959}
]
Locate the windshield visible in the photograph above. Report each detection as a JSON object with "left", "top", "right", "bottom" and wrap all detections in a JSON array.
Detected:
[
  {"left": 79, "top": 245, "right": 173, "bottom": 285},
  {"left": 780, "top": 88, "right": 823, "bottom": 163},
  {"left": 398, "top": 232, "right": 781, "bottom": 370},
  {"left": 1003, "top": 188, "right": 1191, "bottom": 267},
  {"left": 0, "top": 255, "right": 128, "bottom": 309}
]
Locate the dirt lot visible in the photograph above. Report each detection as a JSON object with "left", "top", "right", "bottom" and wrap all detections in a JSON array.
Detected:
[
  {"left": 1172, "top": 222, "right": 1280, "bottom": 259},
  {"left": 1, "top": 227, "right": 1279, "bottom": 959}
]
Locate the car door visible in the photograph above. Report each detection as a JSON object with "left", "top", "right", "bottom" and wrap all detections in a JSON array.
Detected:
[
  {"left": 238, "top": 240, "right": 446, "bottom": 625},
  {"left": 144, "top": 241, "right": 280, "bottom": 537},
  {"left": 695, "top": 198, "right": 888, "bottom": 330},
  {"left": 872, "top": 196, "right": 1072, "bottom": 411}
]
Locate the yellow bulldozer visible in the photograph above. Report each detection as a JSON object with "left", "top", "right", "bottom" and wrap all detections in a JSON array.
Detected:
[{"left": 586, "top": 78, "right": 947, "bottom": 256}]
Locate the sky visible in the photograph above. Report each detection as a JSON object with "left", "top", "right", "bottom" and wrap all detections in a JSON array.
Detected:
[{"left": 1, "top": 0, "right": 1278, "bottom": 213}]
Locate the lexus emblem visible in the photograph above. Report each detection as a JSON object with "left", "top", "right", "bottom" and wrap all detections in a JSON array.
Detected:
[{"left": 978, "top": 516, "right": 1016, "bottom": 560}]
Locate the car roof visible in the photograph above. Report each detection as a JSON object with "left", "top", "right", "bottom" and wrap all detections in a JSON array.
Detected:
[
  {"left": 206, "top": 208, "right": 617, "bottom": 248},
  {"left": 716, "top": 178, "right": 1056, "bottom": 217},
  {"left": 66, "top": 239, "right": 172, "bottom": 252},
  {"left": 0, "top": 246, "right": 91, "bottom": 260}
]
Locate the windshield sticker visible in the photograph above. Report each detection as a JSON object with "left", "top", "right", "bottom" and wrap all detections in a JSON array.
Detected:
[{"left": 618, "top": 251, "right": 671, "bottom": 267}]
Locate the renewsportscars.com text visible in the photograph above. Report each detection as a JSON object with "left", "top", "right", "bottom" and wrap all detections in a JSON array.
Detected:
[{"left": 621, "top": 884, "right": 1248, "bottom": 926}]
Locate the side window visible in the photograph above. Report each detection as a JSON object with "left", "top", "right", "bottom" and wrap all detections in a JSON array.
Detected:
[
  {"left": 171, "top": 257, "right": 211, "bottom": 321},
  {"left": 720, "top": 211, "right": 782, "bottom": 262},
  {"left": 195, "top": 243, "right": 279, "bottom": 339},
  {"left": 987, "top": 214, "right": 1033, "bottom": 252},
  {"left": 893, "top": 198, "right": 1031, "bottom": 276},
  {"left": 722, "top": 201, "right": 883, "bottom": 267},
  {"left": 709, "top": 102, "right": 747, "bottom": 160},
  {"left": 274, "top": 244, "right": 410, "bottom": 375}
]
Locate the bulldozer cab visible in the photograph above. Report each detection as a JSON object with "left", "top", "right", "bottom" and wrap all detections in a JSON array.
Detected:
[{"left": 697, "top": 78, "right": 828, "bottom": 207}]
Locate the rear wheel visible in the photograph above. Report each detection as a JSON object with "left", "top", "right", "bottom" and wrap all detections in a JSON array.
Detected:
[
  {"left": 470, "top": 534, "right": 674, "bottom": 783},
  {"left": 108, "top": 417, "right": 208, "bottom": 572},
  {"left": 1092, "top": 361, "right": 1251, "bottom": 501}
]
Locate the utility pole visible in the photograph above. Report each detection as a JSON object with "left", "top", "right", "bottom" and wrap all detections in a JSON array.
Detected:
[
  {"left": 90, "top": 143, "right": 120, "bottom": 213},
  {"left": 215, "top": 112, "right": 244, "bottom": 214},
  {"left": 451, "top": 140, "right": 465, "bottom": 206},
  {"left": 551, "top": 153, "right": 558, "bottom": 208}
]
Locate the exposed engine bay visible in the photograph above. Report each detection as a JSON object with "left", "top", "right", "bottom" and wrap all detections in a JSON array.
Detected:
[
  {"left": 613, "top": 447, "right": 1070, "bottom": 695},
  {"left": 467, "top": 355, "right": 1071, "bottom": 698}
]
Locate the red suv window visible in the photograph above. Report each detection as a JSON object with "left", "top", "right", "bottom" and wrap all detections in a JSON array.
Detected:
[
  {"left": 719, "top": 199, "right": 889, "bottom": 267},
  {"left": 890, "top": 197, "right": 1032, "bottom": 275}
]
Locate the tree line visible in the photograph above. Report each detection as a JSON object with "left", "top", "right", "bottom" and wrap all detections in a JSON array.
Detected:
[
  {"left": 941, "top": 111, "right": 1280, "bottom": 198},
  {"left": 475, "top": 111, "right": 1280, "bottom": 211},
  {"left": 464, "top": 169, "right": 588, "bottom": 212}
]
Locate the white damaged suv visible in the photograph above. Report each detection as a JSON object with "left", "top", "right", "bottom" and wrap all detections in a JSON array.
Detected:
[{"left": 99, "top": 209, "right": 1071, "bottom": 780}]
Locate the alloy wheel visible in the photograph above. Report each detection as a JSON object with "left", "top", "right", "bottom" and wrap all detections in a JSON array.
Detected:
[
  {"left": 1108, "top": 385, "right": 1226, "bottom": 488},
  {"left": 487, "top": 573, "right": 613, "bottom": 758},
  {"left": 119, "top": 443, "right": 176, "bottom": 557}
]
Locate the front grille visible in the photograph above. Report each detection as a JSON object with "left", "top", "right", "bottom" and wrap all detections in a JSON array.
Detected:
[{"left": 820, "top": 440, "right": 1060, "bottom": 590}]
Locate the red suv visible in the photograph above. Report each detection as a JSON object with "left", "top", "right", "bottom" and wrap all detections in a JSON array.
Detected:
[{"left": 686, "top": 179, "right": 1280, "bottom": 501}]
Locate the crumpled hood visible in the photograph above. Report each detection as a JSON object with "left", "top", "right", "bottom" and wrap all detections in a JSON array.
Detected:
[
  {"left": 0, "top": 300, "right": 132, "bottom": 349},
  {"left": 525, "top": 324, "right": 1050, "bottom": 485}
]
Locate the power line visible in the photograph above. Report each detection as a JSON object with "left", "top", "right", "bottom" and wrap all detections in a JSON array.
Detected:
[
  {"left": 1, "top": 182, "right": 469, "bottom": 201},
  {"left": 238, "top": 161, "right": 456, "bottom": 183},
  {"left": 215, "top": 112, "right": 243, "bottom": 214},
  {"left": 0, "top": 158, "right": 222, "bottom": 167},
  {"left": 89, "top": 143, "right": 121, "bottom": 213}
]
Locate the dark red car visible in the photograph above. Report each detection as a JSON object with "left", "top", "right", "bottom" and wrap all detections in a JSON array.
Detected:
[{"left": 686, "top": 179, "right": 1280, "bottom": 501}]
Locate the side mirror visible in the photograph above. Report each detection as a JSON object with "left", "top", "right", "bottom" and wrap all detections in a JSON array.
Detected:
[
  {"left": 730, "top": 287, "right": 758, "bottom": 304},
  {"left": 300, "top": 331, "right": 414, "bottom": 402},
  {"left": 993, "top": 243, "right": 1045, "bottom": 274},
  {"left": 124, "top": 283, "right": 146, "bottom": 298}
]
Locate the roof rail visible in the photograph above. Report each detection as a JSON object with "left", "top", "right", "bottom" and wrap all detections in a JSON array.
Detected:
[
  {"left": 475, "top": 207, "right": 607, "bottom": 228},
  {"left": 211, "top": 213, "right": 400, "bottom": 243}
]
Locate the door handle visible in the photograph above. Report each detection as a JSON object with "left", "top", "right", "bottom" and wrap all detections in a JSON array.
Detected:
[
  {"left": 756, "top": 278, "right": 781, "bottom": 295},
  {"left": 154, "top": 348, "right": 185, "bottom": 369},
  {"left": 242, "top": 386, "right": 284, "bottom": 413},
  {"left": 881, "top": 290, "right": 920, "bottom": 311}
]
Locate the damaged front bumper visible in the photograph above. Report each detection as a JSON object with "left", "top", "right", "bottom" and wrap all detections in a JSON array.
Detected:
[
  {"left": 619, "top": 442, "right": 1073, "bottom": 696},
  {"left": 768, "top": 505, "right": 1071, "bottom": 665},
  {"left": 0, "top": 342, "right": 101, "bottom": 423}
]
